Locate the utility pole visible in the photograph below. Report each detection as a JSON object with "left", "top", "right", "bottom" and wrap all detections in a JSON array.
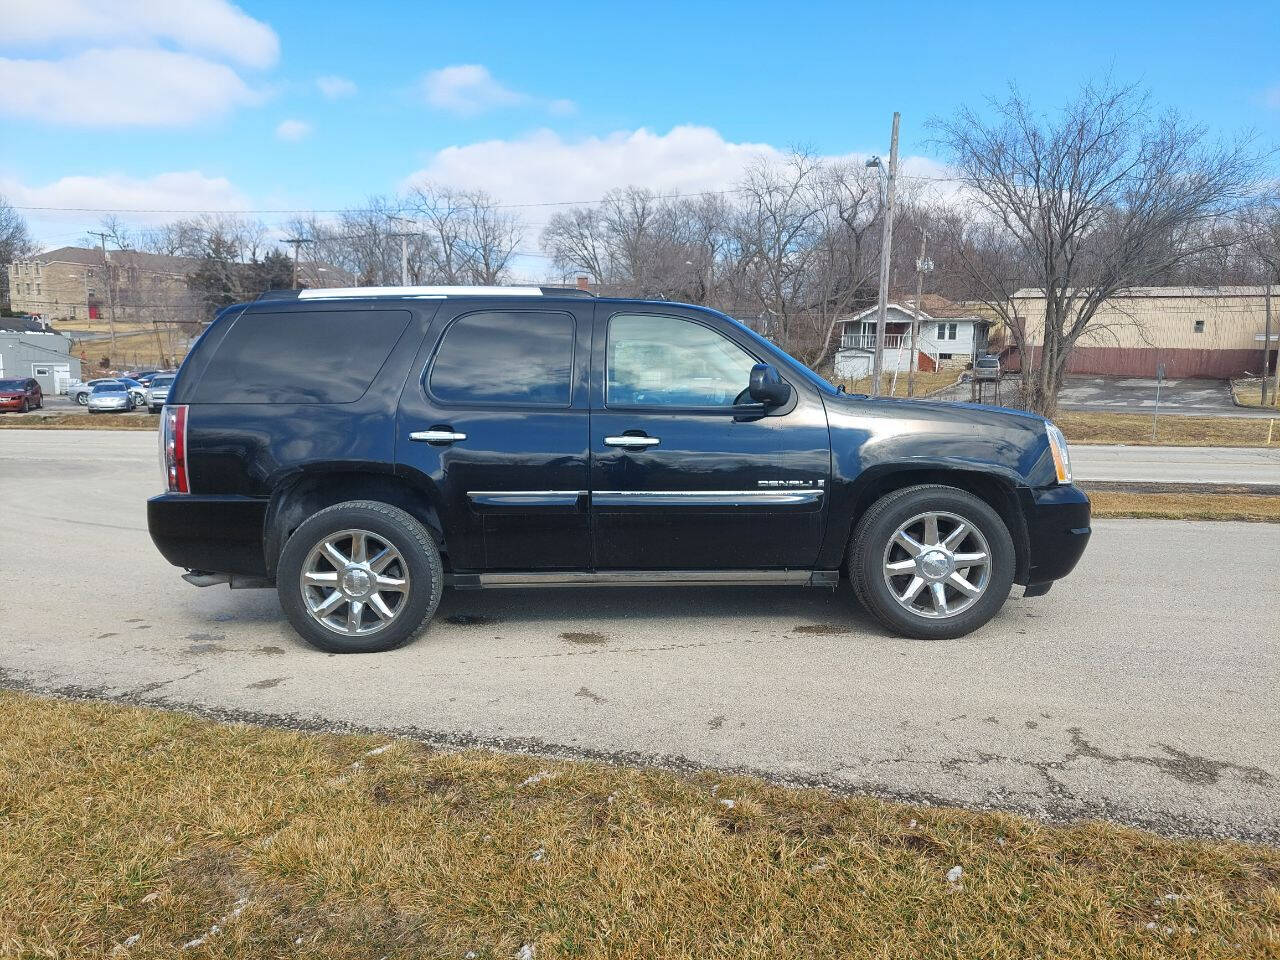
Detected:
[
  {"left": 283, "top": 238, "right": 311, "bottom": 289},
  {"left": 908, "top": 227, "right": 929, "bottom": 398},
  {"left": 387, "top": 215, "right": 414, "bottom": 285},
  {"left": 870, "top": 112, "right": 900, "bottom": 397},
  {"left": 1263, "top": 281, "right": 1272, "bottom": 406},
  {"left": 88, "top": 231, "right": 118, "bottom": 359}
]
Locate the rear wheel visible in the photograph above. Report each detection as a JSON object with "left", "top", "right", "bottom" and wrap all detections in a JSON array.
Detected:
[
  {"left": 276, "top": 500, "right": 443, "bottom": 653},
  {"left": 848, "top": 484, "right": 1014, "bottom": 640},
  {"left": 76, "top": 393, "right": 88, "bottom": 406}
]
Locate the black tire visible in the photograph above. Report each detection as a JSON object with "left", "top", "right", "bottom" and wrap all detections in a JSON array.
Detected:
[
  {"left": 19, "top": 399, "right": 28, "bottom": 413},
  {"left": 276, "top": 500, "right": 444, "bottom": 653},
  {"left": 848, "top": 484, "right": 1015, "bottom": 640},
  {"left": 75, "top": 393, "right": 88, "bottom": 406}
]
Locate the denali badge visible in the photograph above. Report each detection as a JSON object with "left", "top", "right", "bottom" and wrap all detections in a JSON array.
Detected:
[{"left": 757, "top": 479, "right": 824, "bottom": 488}]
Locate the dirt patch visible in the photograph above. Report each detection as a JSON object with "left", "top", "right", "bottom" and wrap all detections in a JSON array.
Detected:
[
  {"left": 792, "top": 623, "right": 852, "bottom": 636},
  {"left": 247, "top": 678, "right": 286, "bottom": 690},
  {"left": 560, "top": 631, "right": 608, "bottom": 645}
]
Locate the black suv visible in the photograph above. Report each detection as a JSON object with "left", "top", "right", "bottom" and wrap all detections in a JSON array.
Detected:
[{"left": 149, "top": 286, "right": 1090, "bottom": 653}]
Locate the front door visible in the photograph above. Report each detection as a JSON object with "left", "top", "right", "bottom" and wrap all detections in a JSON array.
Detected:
[
  {"left": 396, "top": 300, "right": 593, "bottom": 571},
  {"left": 589, "top": 309, "right": 830, "bottom": 570}
]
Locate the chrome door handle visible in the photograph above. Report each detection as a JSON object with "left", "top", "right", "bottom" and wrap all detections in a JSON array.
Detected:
[
  {"left": 604, "top": 435, "right": 660, "bottom": 448},
  {"left": 409, "top": 430, "right": 467, "bottom": 443}
]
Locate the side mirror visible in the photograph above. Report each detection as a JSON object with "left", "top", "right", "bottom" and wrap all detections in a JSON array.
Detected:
[{"left": 748, "top": 363, "right": 792, "bottom": 407}]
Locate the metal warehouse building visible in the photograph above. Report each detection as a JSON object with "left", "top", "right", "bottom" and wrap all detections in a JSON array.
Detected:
[{"left": 0, "top": 320, "right": 82, "bottom": 395}]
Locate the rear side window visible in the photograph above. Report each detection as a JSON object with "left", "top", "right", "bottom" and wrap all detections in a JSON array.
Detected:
[
  {"left": 191, "top": 309, "right": 411, "bottom": 404},
  {"left": 428, "top": 311, "right": 574, "bottom": 406}
]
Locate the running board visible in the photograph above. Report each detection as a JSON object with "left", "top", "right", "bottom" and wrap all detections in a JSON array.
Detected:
[{"left": 449, "top": 569, "right": 839, "bottom": 589}]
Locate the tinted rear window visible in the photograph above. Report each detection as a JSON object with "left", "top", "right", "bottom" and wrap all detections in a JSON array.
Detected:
[
  {"left": 192, "top": 309, "right": 411, "bottom": 404},
  {"left": 428, "top": 311, "right": 574, "bottom": 406}
]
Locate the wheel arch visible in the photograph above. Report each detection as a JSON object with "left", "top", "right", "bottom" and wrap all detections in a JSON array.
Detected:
[
  {"left": 835, "top": 464, "right": 1031, "bottom": 585},
  {"left": 264, "top": 468, "right": 446, "bottom": 579}
]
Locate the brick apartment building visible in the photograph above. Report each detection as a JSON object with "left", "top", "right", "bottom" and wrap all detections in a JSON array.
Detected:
[{"left": 7, "top": 246, "right": 193, "bottom": 325}]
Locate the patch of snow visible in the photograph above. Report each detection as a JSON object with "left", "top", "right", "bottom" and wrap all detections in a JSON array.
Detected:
[
  {"left": 520, "top": 770, "right": 556, "bottom": 787},
  {"left": 531, "top": 847, "right": 547, "bottom": 862},
  {"left": 719, "top": 799, "right": 736, "bottom": 809},
  {"left": 946, "top": 865, "right": 963, "bottom": 886},
  {"left": 364, "top": 743, "right": 395, "bottom": 757},
  {"left": 517, "top": 945, "right": 535, "bottom": 960},
  {"left": 182, "top": 896, "right": 249, "bottom": 950}
]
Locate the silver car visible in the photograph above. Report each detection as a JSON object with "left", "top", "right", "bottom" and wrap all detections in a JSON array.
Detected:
[
  {"left": 145, "top": 373, "right": 176, "bottom": 413},
  {"left": 87, "top": 381, "right": 137, "bottom": 413},
  {"left": 67, "top": 378, "right": 123, "bottom": 405}
]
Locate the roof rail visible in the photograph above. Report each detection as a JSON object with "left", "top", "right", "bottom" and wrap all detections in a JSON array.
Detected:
[{"left": 256, "top": 285, "right": 597, "bottom": 301}]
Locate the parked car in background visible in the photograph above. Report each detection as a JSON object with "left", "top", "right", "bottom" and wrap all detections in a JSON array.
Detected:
[
  {"left": 148, "top": 286, "right": 1090, "bottom": 654},
  {"left": 0, "top": 377, "right": 42, "bottom": 412},
  {"left": 67, "top": 378, "right": 119, "bottom": 405},
  {"left": 145, "top": 374, "right": 176, "bottom": 413},
  {"left": 130, "top": 370, "right": 163, "bottom": 386},
  {"left": 87, "top": 381, "right": 136, "bottom": 413},
  {"left": 974, "top": 355, "right": 1002, "bottom": 382}
]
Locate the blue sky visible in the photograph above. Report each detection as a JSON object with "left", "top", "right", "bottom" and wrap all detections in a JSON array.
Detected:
[{"left": 2, "top": 0, "right": 1278, "bottom": 261}]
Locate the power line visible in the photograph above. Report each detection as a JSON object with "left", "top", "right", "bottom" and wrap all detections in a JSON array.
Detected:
[{"left": 10, "top": 174, "right": 967, "bottom": 218}]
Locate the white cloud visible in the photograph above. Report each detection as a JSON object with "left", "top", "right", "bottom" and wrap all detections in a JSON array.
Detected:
[
  {"left": 420, "top": 64, "right": 573, "bottom": 116},
  {"left": 0, "top": 0, "right": 276, "bottom": 127},
  {"left": 1, "top": 171, "right": 249, "bottom": 243},
  {"left": 316, "top": 75, "right": 357, "bottom": 99},
  {"left": 275, "top": 119, "right": 312, "bottom": 142},
  {"left": 0, "top": 0, "right": 279, "bottom": 68},
  {"left": 0, "top": 48, "right": 263, "bottom": 127},
  {"left": 406, "top": 125, "right": 828, "bottom": 205}
]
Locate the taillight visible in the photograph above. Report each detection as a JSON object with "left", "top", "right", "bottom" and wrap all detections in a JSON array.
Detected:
[{"left": 162, "top": 404, "right": 190, "bottom": 493}]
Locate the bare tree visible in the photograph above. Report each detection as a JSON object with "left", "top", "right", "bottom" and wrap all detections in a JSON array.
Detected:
[
  {"left": 933, "top": 78, "right": 1263, "bottom": 416},
  {"left": 0, "top": 194, "right": 35, "bottom": 309}
]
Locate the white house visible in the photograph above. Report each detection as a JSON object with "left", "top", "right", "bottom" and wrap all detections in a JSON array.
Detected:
[{"left": 833, "top": 297, "right": 990, "bottom": 380}]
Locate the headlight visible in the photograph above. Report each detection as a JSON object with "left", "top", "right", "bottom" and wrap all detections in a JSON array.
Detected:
[{"left": 1045, "top": 421, "right": 1072, "bottom": 484}]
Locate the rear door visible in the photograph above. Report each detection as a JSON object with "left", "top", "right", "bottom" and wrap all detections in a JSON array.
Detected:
[
  {"left": 395, "top": 299, "right": 593, "bottom": 572},
  {"left": 588, "top": 308, "right": 831, "bottom": 570}
]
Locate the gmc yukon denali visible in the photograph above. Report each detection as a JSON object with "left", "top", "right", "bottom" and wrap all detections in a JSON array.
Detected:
[{"left": 148, "top": 286, "right": 1090, "bottom": 653}]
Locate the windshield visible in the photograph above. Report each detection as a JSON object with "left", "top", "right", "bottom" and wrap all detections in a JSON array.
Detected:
[
  {"left": 151, "top": 376, "right": 175, "bottom": 387},
  {"left": 92, "top": 383, "right": 126, "bottom": 394},
  {"left": 0, "top": 379, "right": 26, "bottom": 390}
]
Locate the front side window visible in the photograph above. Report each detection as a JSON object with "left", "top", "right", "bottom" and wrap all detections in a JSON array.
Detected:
[
  {"left": 429, "top": 311, "right": 574, "bottom": 406},
  {"left": 607, "top": 314, "right": 757, "bottom": 407}
]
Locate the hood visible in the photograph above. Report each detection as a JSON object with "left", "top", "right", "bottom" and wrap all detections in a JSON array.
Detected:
[{"left": 822, "top": 392, "right": 1058, "bottom": 487}]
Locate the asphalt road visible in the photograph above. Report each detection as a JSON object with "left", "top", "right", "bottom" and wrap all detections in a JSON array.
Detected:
[
  {"left": 1072, "top": 444, "right": 1280, "bottom": 485},
  {"left": 933, "top": 375, "right": 1280, "bottom": 418},
  {"left": 1, "top": 429, "right": 1277, "bottom": 842}
]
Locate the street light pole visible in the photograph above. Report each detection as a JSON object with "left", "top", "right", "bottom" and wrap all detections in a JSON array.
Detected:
[
  {"left": 908, "top": 227, "right": 929, "bottom": 398},
  {"left": 870, "top": 112, "right": 900, "bottom": 397}
]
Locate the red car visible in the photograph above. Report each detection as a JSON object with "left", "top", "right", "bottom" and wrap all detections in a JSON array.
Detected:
[{"left": 0, "top": 378, "right": 43, "bottom": 413}]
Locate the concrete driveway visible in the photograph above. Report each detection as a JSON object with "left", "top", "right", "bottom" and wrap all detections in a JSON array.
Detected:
[{"left": 1, "top": 429, "right": 1277, "bottom": 843}]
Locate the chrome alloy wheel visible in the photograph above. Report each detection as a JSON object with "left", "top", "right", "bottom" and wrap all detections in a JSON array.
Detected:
[
  {"left": 299, "top": 528, "right": 410, "bottom": 636},
  {"left": 881, "top": 511, "right": 991, "bottom": 620}
]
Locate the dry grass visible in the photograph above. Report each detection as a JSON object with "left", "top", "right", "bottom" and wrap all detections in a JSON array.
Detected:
[
  {"left": 0, "top": 412, "right": 156, "bottom": 430},
  {"left": 835, "top": 369, "right": 961, "bottom": 398},
  {"left": 1, "top": 692, "right": 1277, "bottom": 959},
  {"left": 1085, "top": 487, "right": 1280, "bottom": 522},
  {"left": 1231, "top": 378, "right": 1280, "bottom": 410},
  {"left": 70, "top": 329, "right": 191, "bottom": 369},
  {"left": 1057, "top": 411, "right": 1277, "bottom": 447}
]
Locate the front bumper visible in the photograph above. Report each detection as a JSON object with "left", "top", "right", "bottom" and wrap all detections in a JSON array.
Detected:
[
  {"left": 0, "top": 397, "right": 25, "bottom": 409},
  {"left": 148, "top": 493, "right": 269, "bottom": 578},
  {"left": 1019, "top": 484, "right": 1091, "bottom": 586}
]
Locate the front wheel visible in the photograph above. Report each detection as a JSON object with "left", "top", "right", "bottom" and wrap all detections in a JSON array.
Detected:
[
  {"left": 848, "top": 484, "right": 1015, "bottom": 640},
  {"left": 276, "top": 500, "right": 444, "bottom": 653}
]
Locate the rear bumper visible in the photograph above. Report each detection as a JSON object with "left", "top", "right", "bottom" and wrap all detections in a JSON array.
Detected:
[
  {"left": 1019, "top": 484, "right": 1091, "bottom": 586},
  {"left": 148, "top": 493, "right": 269, "bottom": 577}
]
